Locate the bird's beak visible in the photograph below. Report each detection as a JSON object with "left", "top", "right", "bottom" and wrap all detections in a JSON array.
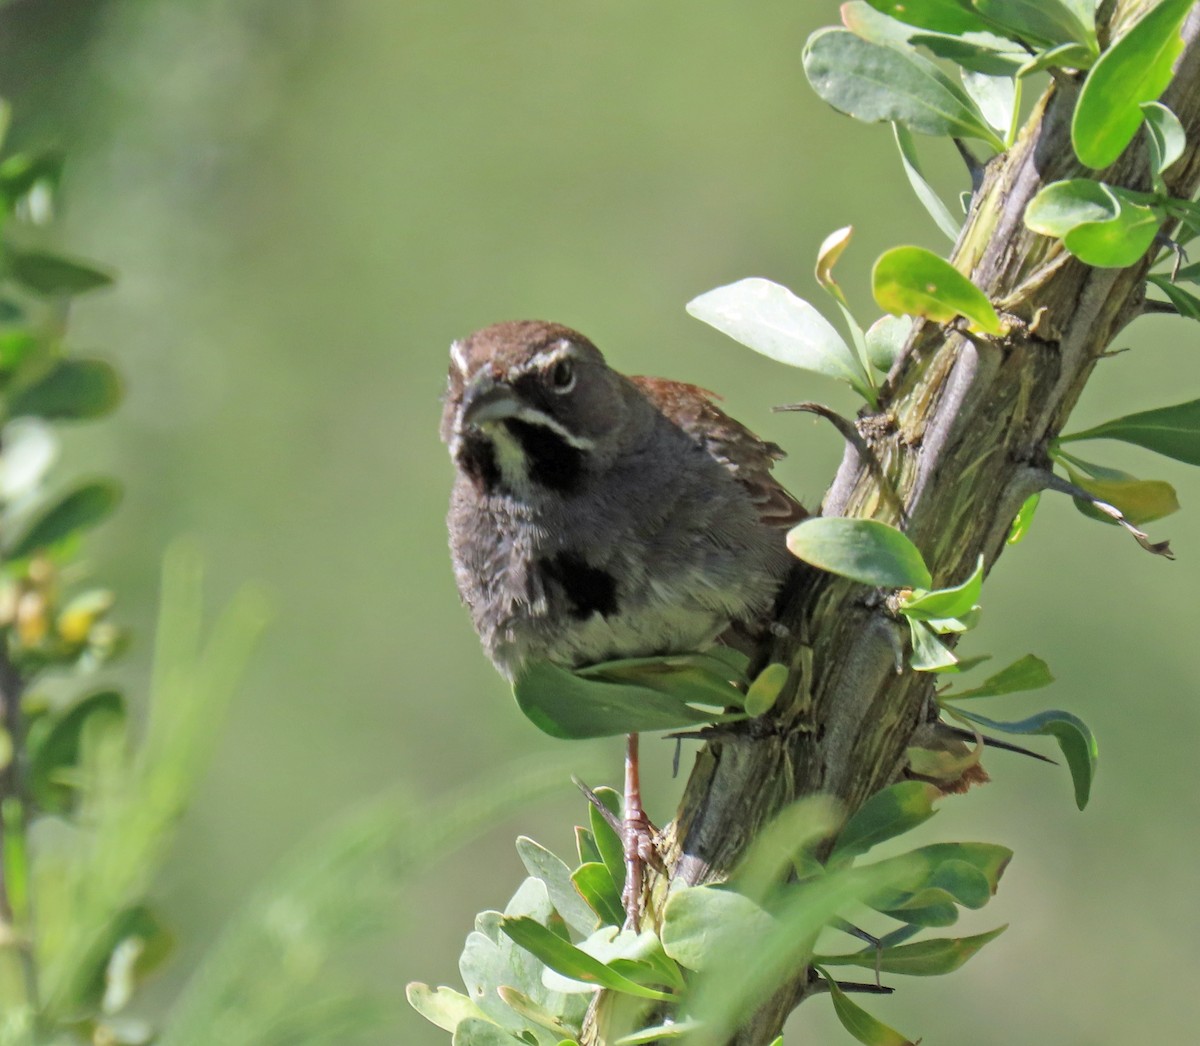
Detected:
[{"left": 460, "top": 370, "right": 520, "bottom": 428}]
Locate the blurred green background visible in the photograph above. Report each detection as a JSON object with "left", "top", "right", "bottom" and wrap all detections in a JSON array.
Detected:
[{"left": 1, "top": 1, "right": 1197, "bottom": 1042}]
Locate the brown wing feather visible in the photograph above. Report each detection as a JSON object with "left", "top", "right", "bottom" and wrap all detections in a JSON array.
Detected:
[{"left": 630, "top": 376, "right": 807, "bottom": 528}]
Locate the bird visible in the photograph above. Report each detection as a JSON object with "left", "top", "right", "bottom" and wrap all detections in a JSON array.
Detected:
[{"left": 441, "top": 319, "right": 805, "bottom": 926}]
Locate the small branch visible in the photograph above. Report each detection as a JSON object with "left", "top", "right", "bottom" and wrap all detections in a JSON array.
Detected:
[
  {"left": 1034, "top": 468, "right": 1175, "bottom": 559},
  {"left": 773, "top": 402, "right": 907, "bottom": 523}
]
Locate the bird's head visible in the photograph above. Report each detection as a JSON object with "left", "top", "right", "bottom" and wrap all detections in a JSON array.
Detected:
[{"left": 441, "top": 320, "right": 641, "bottom": 495}]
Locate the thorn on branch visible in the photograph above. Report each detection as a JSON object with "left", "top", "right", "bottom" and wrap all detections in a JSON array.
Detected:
[
  {"left": 572, "top": 776, "right": 624, "bottom": 837},
  {"left": 812, "top": 974, "right": 895, "bottom": 997},
  {"left": 773, "top": 401, "right": 908, "bottom": 524},
  {"left": 1035, "top": 469, "right": 1175, "bottom": 559},
  {"left": 953, "top": 137, "right": 986, "bottom": 193}
]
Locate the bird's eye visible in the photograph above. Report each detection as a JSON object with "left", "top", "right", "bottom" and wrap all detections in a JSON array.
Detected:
[{"left": 550, "top": 358, "right": 575, "bottom": 392}]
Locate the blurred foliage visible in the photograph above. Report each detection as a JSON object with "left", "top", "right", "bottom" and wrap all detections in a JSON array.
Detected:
[{"left": 0, "top": 1, "right": 1193, "bottom": 1044}]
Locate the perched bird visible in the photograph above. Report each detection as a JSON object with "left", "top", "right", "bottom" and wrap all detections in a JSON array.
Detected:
[{"left": 441, "top": 319, "right": 805, "bottom": 924}]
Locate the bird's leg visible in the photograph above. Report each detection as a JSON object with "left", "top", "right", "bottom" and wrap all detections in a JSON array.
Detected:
[{"left": 621, "top": 731, "right": 656, "bottom": 931}]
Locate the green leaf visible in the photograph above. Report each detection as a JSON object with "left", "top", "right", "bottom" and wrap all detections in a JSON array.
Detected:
[
  {"left": 686, "top": 277, "right": 870, "bottom": 396},
  {"left": 1007, "top": 492, "right": 1040, "bottom": 544},
  {"left": 865, "top": 314, "right": 912, "bottom": 372},
  {"left": 615, "top": 1021, "right": 702, "bottom": 1044},
  {"left": 9, "top": 358, "right": 123, "bottom": 421},
  {"left": 877, "top": 901, "right": 960, "bottom": 927},
  {"left": 972, "top": 0, "right": 1097, "bottom": 50},
  {"left": 1142, "top": 101, "right": 1186, "bottom": 182},
  {"left": 497, "top": 986, "right": 580, "bottom": 1038},
  {"left": 0, "top": 149, "right": 65, "bottom": 206},
  {"left": 8, "top": 479, "right": 122, "bottom": 559},
  {"left": 1071, "top": 0, "right": 1193, "bottom": 169},
  {"left": 1063, "top": 190, "right": 1162, "bottom": 268},
  {"left": 960, "top": 69, "right": 1015, "bottom": 135},
  {"left": 451, "top": 1018, "right": 529, "bottom": 1046},
  {"left": 1065, "top": 462, "right": 1180, "bottom": 526},
  {"left": 803, "top": 28, "right": 1005, "bottom": 149},
  {"left": 1059, "top": 398, "right": 1200, "bottom": 466},
  {"left": 499, "top": 917, "right": 673, "bottom": 1001},
  {"left": 841, "top": 2, "right": 1026, "bottom": 78},
  {"left": 744, "top": 663, "right": 788, "bottom": 717},
  {"left": 1025, "top": 178, "right": 1118, "bottom": 236},
  {"left": 893, "top": 124, "right": 961, "bottom": 242},
  {"left": 786, "top": 517, "right": 932, "bottom": 589},
  {"left": 516, "top": 837, "right": 597, "bottom": 938},
  {"left": 819, "top": 969, "right": 917, "bottom": 1045},
  {"left": 6, "top": 247, "right": 114, "bottom": 295},
  {"left": 29, "top": 690, "right": 125, "bottom": 814},
  {"left": 872, "top": 246, "right": 1002, "bottom": 334},
  {"left": 817, "top": 925, "right": 1006, "bottom": 977},
  {"left": 512, "top": 660, "right": 744, "bottom": 740},
  {"left": 908, "top": 618, "right": 959, "bottom": 672},
  {"left": 1016, "top": 41, "right": 1097, "bottom": 78},
  {"left": 570, "top": 862, "right": 624, "bottom": 928},
  {"left": 1025, "top": 180, "right": 1162, "bottom": 267},
  {"left": 829, "top": 780, "right": 940, "bottom": 864},
  {"left": 1147, "top": 274, "right": 1200, "bottom": 320},
  {"left": 941, "top": 653, "right": 1053, "bottom": 699},
  {"left": 952, "top": 707, "right": 1098, "bottom": 808},
  {"left": 587, "top": 786, "right": 626, "bottom": 914},
  {"left": 578, "top": 652, "right": 747, "bottom": 709},
  {"left": 862, "top": 0, "right": 994, "bottom": 35},
  {"left": 900, "top": 555, "right": 984, "bottom": 620},
  {"left": 406, "top": 983, "right": 491, "bottom": 1034},
  {"left": 661, "top": 885, "right": 778, "bottom": 972},
  {"left": 575, "top": 826, "right": 601, "bottom": 867}
]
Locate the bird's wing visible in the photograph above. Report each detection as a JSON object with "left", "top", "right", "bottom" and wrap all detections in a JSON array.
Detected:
[{"left": 630, "top": 376, "right": 807, "bottom": 528}]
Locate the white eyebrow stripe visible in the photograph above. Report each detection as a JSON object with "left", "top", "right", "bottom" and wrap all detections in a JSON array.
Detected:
[
  {"left": 450, "top": 339, "right": 470, "bottom": 374},
  {"left": 510, "top": 339, "right": 577, "bottom": 377}
]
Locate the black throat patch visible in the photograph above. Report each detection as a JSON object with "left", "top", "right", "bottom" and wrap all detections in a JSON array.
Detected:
[
  {"left": 539, "top": 552, "right": 618, "bottom": 620},
  {"left": 503, "top": 418, "right": 584, "bottom": 493},
  {"left": 457, "top": 432, "right": 501, "bottom": 493}
]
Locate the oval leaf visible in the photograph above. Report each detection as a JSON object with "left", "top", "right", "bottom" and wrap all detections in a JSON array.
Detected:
[
  {"left": 1025, "top": 178, "right": 1116, "bottom": 237},
  {"left": 1062, "top": 188, "right": 1163, "bottom": 268},
  {"left": 8, "top": 480, "right": 122, "bottom": 559},
  {"left": 9, "top": 358, "right": 123, "bottom": 421},
  {"left": 1142, "top": 101, "right": 1186, "bottom": 176},
  {"left": 872, "top": 246, "right": 1002, "bottom": 334},
  {"left": 686, "top": 277, "right": 866, "bottom": 390},
  {"left": 787, "top": 517, "right": 932, "bottom": 589},
  {"left": 661, "top": 885, "right": 777, "bottom": 971},
  {"left": 1060, "top": 398, "right": 1200, "bottom": 466},
  {"left": 1066, "top": 465, "right": 1180, "bottom": 526},
  {"left": 803, "top": 28, "right": 1003, "bottom": 147},
  {"left": 865, "top": 313, "right": 912, "bottom": 372},
  {"left": 745, "top": 662, "right": 789, "bottom": 717},
  {"left": 6, "top": 247, "right": 114, "bottom": 295},
  {"left": 1071, "top": 0, "right": 1193, "bottom": 169}
]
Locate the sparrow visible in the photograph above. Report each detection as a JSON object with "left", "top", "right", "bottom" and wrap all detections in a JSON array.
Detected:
[{"left": 441, "top": 319, "right": 805, "bottom": 925}]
